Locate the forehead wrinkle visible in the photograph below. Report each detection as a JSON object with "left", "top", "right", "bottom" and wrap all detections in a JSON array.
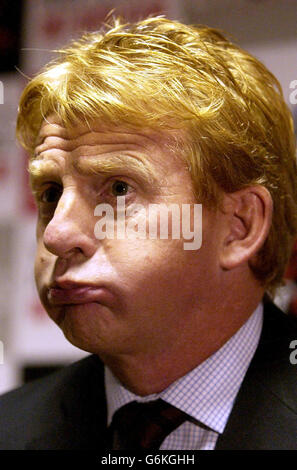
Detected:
[
  {"left": 36, "top": 122, "right": 103, "bottom": 150},
  {"left": 36, "top": 122, "right": 70, "bottom": 147},
  {"left": 35, "top": 138, "right": 74, "bottom": 158},
  {"left": 71, "top": 142, "right": 147, "bottom": 158},
  {"left": 34, "top": 121, "right": 178, "bottom": 189},
  {"left": 38, "top": 121, "right": 159, "bottom": 147},
  {"left": 35, "top": 129, "right": 152, "bottom": 160},
  {"left": 73, "top": 154, "right": 158, "bottom": 186}
]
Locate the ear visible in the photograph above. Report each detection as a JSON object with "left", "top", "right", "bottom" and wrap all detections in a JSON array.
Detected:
[{"left": 219, "top": 186, "right": 273, "bottom": 270}]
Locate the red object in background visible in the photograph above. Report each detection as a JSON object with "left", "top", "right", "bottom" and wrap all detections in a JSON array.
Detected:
[
  {"left": 76, "top": 6, "right": 110, "bottom": 31},
  {"left": 43, "top": 16, "right": 66, "bottom": 38},
  {"left": 74, "top": 2, "right": 165, "bottom": 32},
  {"left": 136, "top": 1, "right": 165, "bottom": 19},
  {"left": 0, "top": 162, "right": 7, "bottom": 179}
]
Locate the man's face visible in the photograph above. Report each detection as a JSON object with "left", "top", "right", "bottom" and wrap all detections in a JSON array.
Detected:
[{"left": 32, "top": 116, "right": 225, "bottom": 363}]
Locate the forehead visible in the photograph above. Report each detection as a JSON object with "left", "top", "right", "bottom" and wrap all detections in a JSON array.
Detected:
[
  {"left": 33, "top": 116, "right": 187, "bottom": 177},
  {"left": 35, "top": 115, "right": 176, "bottom": 156}
]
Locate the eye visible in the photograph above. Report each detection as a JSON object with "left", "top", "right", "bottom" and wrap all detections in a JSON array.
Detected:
[
  {"left": 111, "top": 180, "right": 130, "bottom": 197},
  {"left": 40, "top": 184, "right": 62, "bottom": 204}
]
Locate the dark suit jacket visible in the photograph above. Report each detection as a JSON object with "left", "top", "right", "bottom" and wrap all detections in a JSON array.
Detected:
[{"left": 1, "top": 299, "right": 297, "bottom": 450}]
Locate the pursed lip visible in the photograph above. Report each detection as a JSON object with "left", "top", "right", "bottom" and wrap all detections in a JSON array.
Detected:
[{"left": 48, "top": 280, "right": 112, "bottom": 305}]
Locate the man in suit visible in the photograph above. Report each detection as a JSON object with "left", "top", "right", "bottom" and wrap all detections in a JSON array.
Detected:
[{"left": 1, "top": 16, "right": 297, "bottom": 450}]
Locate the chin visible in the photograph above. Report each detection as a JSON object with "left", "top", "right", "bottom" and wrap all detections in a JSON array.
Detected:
[
  {"left": 54, "top": 304, "right": 121, "bottom": 356},
  {"left": 62, "top": 328, "right": 98, "bottom": 354},
  {"left": 59, "top": 315, "right": 102, "bottom": 354}
]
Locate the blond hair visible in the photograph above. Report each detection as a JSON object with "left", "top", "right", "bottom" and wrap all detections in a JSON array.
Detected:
[{"left": 16, "top": 16, "right": 297, "bottom": 294}]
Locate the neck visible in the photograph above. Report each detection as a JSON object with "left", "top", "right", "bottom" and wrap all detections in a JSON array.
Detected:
[{"left": 100, "top": 281, "right": 264, "bottom": 396}]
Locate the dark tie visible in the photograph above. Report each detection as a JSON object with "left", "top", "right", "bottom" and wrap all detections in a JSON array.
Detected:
[{"left": 108, "top": 399, "right": 188, "bottom": 450}]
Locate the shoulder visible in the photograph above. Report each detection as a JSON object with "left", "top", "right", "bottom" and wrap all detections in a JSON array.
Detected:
[
  {"left": 256, "top": 297, "right": 297, "bottom": 371},
  {"left": 0, "top": 354, "right": 106, "bottom": 449},
  {"left": 0, "top": 354, "right": 104, "bottom": 409},
  {"left": 251, "top": 298, "right": 297, "bottom": 413},
  {"left": 217, "top": 300, "right": 297, "bottom": 449}
]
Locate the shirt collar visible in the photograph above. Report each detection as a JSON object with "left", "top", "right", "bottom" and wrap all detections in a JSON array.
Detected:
[{"left": 105, "top": 303, "right": 263, "bottom": 433}]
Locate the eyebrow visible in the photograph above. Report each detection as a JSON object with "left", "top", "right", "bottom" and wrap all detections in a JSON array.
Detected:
[
  {"left": 28, "top": 154, "right": 159, "bottom": 189},
  {"left": 74, "top": 154, "right": 157, "bottom": 183},
  {"left": 29, "top": 159, "right": 61, "bottom": 187}
]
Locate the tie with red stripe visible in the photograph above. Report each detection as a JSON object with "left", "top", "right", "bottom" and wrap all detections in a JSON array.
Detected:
[{"left": 108, "top": 399, "right": 188, "bottom": 450}]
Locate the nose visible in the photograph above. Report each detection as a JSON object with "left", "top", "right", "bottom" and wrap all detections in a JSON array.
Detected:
[{"left": 43, "top": 187, "right": 97, "bottom": 259}]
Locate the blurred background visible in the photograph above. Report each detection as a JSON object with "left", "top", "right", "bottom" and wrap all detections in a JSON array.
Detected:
[{"left": 0, "top": 0, "right": 296, "bottom": 394}]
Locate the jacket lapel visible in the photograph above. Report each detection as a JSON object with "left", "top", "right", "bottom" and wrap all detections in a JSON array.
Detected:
[
  {"left": 215, "top": 299, "right": 297, "bottom": 449},
  {"left": 25, "top": 355, "right": 108, "bottom": 450}
]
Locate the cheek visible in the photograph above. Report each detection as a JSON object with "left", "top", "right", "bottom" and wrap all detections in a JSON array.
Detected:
[
  {"left": 34, "top": 253, "right": 45, "bottom": 289},
  {"left": 34, "top": 244, "right": 53, "bottom": 288},
  {"left": 106, "top": 237, "right": 188, "bottom": 292}
]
